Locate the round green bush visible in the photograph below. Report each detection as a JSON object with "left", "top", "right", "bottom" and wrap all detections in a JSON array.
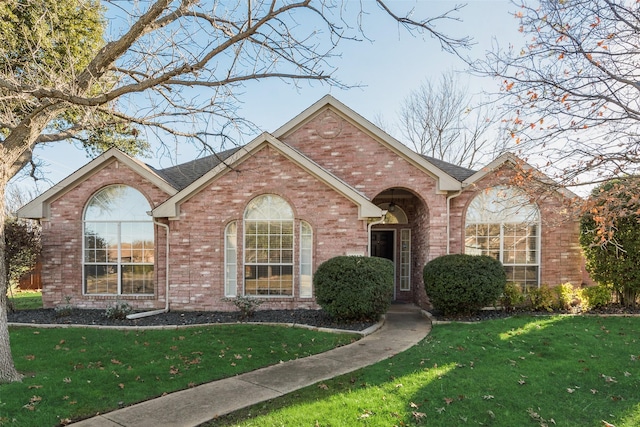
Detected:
[
  {"left": 314, "top": 256, "right": 394, "bottom": 321},
  {"left": 423, "top": 254, "right": 506, "bottom": 316}
]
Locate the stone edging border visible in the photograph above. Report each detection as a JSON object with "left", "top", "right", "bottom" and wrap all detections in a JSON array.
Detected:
[{"left": 8, "top": 315, "right": 386, "bottom": 336}]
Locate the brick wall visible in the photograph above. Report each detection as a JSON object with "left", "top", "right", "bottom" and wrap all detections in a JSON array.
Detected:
[
  {"left": 41, "top": 159, "right": 171, "bottom": 309},
  {"left": 282, "top": 108, "right": 449, "bottom": 308},
  {"left": 167, "top": 145, "right": 368, "bottom": 311}
]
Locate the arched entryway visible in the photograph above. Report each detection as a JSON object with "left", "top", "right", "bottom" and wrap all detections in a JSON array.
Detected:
[{"left": 371, "top": 188, "right": 429, "bottom": 304}]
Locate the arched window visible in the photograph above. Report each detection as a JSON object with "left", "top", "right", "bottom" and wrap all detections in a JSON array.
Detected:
[
  {"left": 244, "top": 195, "right": 294, "bottom": 296},
  {"left": 378, "top": 202, "right": 408, "bottom": 224},
  {"left": 83, "top": 185, "right": 154, "bottom": 295},
  {"left": 465, "top": 186, "right": 540, "bottom": 289}
]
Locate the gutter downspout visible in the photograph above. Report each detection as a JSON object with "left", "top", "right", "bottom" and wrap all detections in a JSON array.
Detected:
[
  {"left": 367, "top": 210, "right": 388, "bottom": 256},
  {"left": 127, "top": 220, "right": 170, "bottom": 319},
  {"left": 446, "top": 191, "right": 462, "bottom": 255}
]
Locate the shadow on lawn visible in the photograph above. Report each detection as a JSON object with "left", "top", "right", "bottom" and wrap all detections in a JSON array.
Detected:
[{"left": 213, "top": 315, "right": 640, "bottom": 427}]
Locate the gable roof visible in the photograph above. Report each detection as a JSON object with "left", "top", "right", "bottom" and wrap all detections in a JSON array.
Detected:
[
  {"left": 273, "top": 95, "right": 463, "bottom": 193},
  {"left": 17, "top": 148, "right": 178, "bottom": 219},
  {"left": 153, "top": 132, "right": 383, "bottom": 219},
  {"left": 463, "top": 152, "right": 579, "bottom": 199}
]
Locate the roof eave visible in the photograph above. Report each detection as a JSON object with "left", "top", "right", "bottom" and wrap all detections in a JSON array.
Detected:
[
  {"left": 16, "top": 148, "right": 177, "bottom": 220},
  {"left": 153, "top": 133, "right": 383, "bottom": 220}
]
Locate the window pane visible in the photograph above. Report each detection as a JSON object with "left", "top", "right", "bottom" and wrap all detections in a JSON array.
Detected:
[
  {"left": 225, "top": 222, "right": 238, "bottom": 297},
  {"left": 466, "top": 186, "right": 539, "bottom": 223},
  {"left": 85, "top": 185, "right": 152, "bottom": 221},
  {"left": 300, "top": 221, "right": 313, "bottom": 298},
  {"left": 84, "top": 264, "right": 118, "bottom": 294},
  {"left": 121, "top": 265, "right": 154, "bottom": 294}
]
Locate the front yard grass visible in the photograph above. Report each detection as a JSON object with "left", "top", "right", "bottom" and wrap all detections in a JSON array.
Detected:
[
  {"left": 213, "top": 316, "right": 640, "bottom": 427},
  {"left": 7, "top": 290, "right": 42, "bottom": 310},
  {"left": 1, "top": 324, "right": 359, "bottom": 426}
]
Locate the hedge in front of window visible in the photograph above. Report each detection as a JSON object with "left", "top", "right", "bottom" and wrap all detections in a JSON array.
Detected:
[
  {"left": 314, "top": 256, "right": 393, "bottom": 321},
  {"left": 423, "top": 254, "right": 506, "bottom": 316}
]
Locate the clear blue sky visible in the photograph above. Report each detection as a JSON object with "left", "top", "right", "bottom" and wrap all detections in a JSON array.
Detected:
[{"left": 11, "top": 0, "right": 526, "bottom": 196}]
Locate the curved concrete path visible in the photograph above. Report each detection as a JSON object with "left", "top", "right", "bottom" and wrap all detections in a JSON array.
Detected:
[{"left": 72, "top": 304, "right": 431, "bottom": 427}]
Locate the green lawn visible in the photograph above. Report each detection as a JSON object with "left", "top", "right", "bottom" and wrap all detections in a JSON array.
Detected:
[
  {"left": 213, "top": 315, "right": 640, "bottom": 427},
  {"left": 7, "top": 290, "right": 42, "bottom": 310},
  {"left": 1, "top": 324, "right": 359, "bottom": 426}
]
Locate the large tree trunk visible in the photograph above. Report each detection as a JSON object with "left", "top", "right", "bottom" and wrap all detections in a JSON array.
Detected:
[{"left": 0, "top": 176, "right": 23, "bottom": 383}]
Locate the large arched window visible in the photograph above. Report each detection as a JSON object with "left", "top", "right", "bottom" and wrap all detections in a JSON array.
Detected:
[
  {"left": 244, "top": 194, "right": 294, "bottom": 296},
  {"left": 465, "top": 186, "right": 540, "bottom": 289},
  {"left": 83, "top": 185, "right": 154, "bottom": 295}
]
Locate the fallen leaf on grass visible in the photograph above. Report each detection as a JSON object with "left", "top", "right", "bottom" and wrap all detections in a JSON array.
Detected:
[
  {"left": 601, "top": 374, "right": 617, "bottom": 383},
  {"left": 318, "top": 383, "right": 329, "bottom": 390},
  {"left": 412, "top": 411, "right": 427, "bottom": 420},
  {"left": 359, "top": 410, "right": 373, "bottom": 419}
]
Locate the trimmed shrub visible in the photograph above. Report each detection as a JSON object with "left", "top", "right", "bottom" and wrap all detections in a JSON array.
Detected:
[
  {"left": 105, "top": 301, "right": 133, "bottom": 320},
  {"left": 501, "top": 282, "right": 524, "bottom": 312},
  {"left": 222, "top": 296, "right": 263, "bottom": 320},
  {"left": 582, "top": 283, "right": 613, "bottom": 309},
  {"left": 554, "top": 282, "right": 577, "bottom": 310},
  {"left": 423, "top": 254, "right": 506, "bottom": 316},
  {"left": 528, "top": 284, "right": 556, "bottom": 312},
  {"left": 314, "top": 256, "right": 394, "bottom": 321}
]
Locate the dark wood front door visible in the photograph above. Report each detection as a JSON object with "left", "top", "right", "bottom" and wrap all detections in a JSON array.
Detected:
[{"left": 371, "top": 230, "right": 394, "bottom": 261}]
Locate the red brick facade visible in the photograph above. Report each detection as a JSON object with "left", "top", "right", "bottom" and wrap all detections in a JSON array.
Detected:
[{"left": 26, "top": 97, "right": 588, "bottom": 312}]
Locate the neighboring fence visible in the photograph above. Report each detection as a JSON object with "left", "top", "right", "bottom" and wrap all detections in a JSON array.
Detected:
[{"left": 18, "top": 261, "right": 42, "bottom": 290}]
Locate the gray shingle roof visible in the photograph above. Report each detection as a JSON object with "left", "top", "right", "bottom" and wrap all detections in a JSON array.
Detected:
[
  {"left": 150, "top": 147, "right": 242, "bottom": 190},
  {"left": 148, "top": 145, "right": 474, "bottom": 192},
  {"left": 420, "top": 155, "right": 477, "bottom": 182}
]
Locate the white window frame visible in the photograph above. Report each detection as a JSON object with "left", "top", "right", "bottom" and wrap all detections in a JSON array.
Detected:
[
  {"left": 82, "top": 185, "right": 154, "bottom": 296},
  {"left": 299, "top": 221, "right": 313, "bottom": 298},
  {"left": 224, "top": 221, "right": 238, "bottom": 297},
  {"left": 243, "top": 195, "right": 295, "bottom": 297},
  {"left": 464, "top": 186, "right": 541, "bottom": 289},
  {"left": 399, "top": 228, "right": 411, "bottom": 291}
]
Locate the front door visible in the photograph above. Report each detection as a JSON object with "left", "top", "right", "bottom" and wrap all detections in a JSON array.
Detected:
[
  {"left": 371, "top": 230, "right": 394, "bottom": 261},
  {"left": 371, "top": 230, "right": 395, "bottom": 298}
]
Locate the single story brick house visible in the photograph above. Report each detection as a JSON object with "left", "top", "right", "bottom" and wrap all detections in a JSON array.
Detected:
[{"left": 18, "top": 95, "right": 587, "bottom": 312}]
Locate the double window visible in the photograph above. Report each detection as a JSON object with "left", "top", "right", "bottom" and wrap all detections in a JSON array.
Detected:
[
  {"left": 464, "top": 186, "right": 540, "bottom": 289},
  {"left": 225, "top": 194, "right": 313, "bottom": 297},
  {"left": 83, "top": 185, "right": 154, "bottom": 295}
]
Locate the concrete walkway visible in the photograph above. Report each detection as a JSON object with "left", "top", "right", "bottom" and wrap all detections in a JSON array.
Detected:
[{"left": 72, "top": 304, "right": 431, "bottom": 427}]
